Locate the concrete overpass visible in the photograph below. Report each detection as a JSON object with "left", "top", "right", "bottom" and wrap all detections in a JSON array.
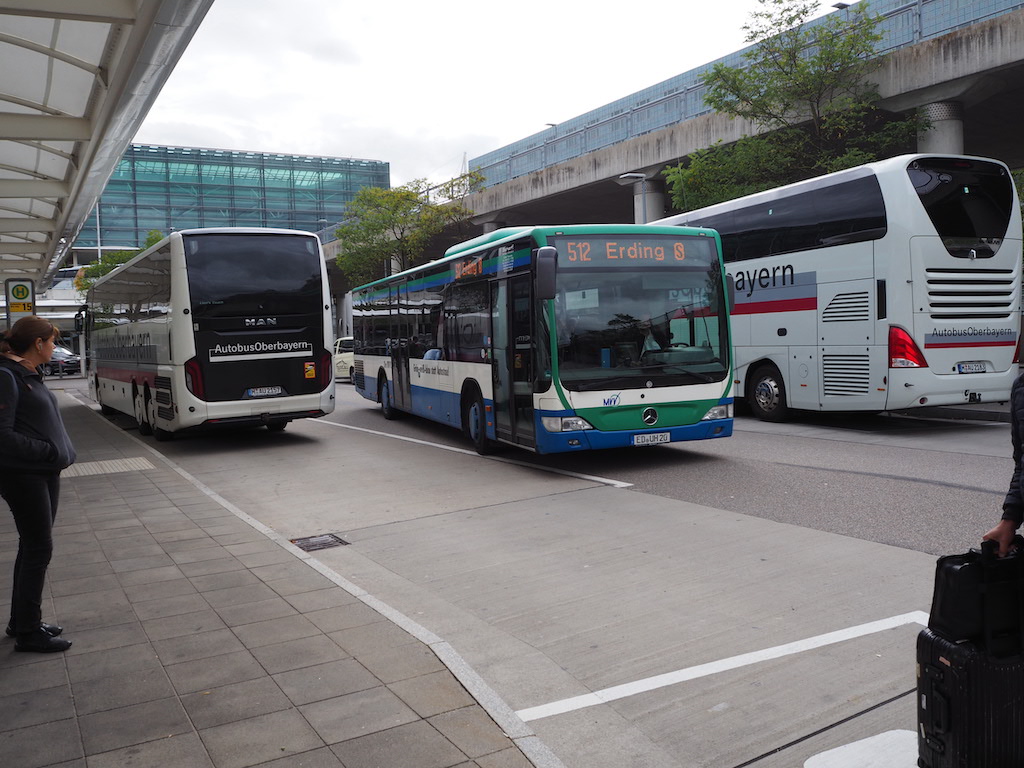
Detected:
[
  {"left": 462, "top": 7, "right": 1024, "bottom": 232},
  {"left": 0, "top": 0, "right": 213, "bottom": 296}
]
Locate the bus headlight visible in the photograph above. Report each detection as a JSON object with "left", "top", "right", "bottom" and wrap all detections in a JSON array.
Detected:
[
  {"left": 701, "top": 404, "right": 732, "bottom": 421},
  {"left": 541, "top": 415, "right": 594, "bottom": 432}
]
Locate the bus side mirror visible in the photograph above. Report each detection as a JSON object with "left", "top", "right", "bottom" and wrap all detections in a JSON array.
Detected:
[
  {"left": 725, "top": 274, "right": 735, "bottom": 312},
  {"left": 535, "top": 246, "right": 557, "bottom": 301}
]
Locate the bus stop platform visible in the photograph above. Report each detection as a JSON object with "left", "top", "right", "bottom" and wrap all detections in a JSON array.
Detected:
[
  {"left": 0, "top": 389, "right": 553, "bottom": 768},
  {"left": 0, "top": 377, "right": 1010, "bottom": 768}
]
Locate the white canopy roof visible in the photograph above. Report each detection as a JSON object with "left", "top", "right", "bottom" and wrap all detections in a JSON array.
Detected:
[{"left": 0, "top": 0, "right": 213, "bottom": 286}]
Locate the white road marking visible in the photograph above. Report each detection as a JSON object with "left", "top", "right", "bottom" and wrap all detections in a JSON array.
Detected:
[
  {"left": 312, "top": 419, "right": 634, "bottom": 488},
  {"left": 803, "top": 729, "right": 917, "bottom": 767},
  {"left": 516, "top": 611, "right": 929, "bottom": 722}
]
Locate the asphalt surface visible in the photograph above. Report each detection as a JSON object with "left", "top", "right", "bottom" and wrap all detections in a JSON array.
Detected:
[{"left": 0, "top": 375, "right": 1010, "bottom": 768}]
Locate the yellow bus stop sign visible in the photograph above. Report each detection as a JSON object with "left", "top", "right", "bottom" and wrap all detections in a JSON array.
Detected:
[{"left": 5, "top": 278, "right": 35, "bottom": 325}]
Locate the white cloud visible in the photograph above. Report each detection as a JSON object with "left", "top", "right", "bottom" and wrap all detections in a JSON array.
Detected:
[{"left": 134, "top": 0, "right": 839, "bottom": 186}]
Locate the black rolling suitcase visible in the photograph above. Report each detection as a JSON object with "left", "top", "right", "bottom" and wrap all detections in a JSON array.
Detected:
[{"left": 918, "top": 540, "right": 1024, "bottom": 767}]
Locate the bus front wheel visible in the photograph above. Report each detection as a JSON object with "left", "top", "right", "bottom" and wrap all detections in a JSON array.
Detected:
[
  {"left": 748, "top": 365, "right": 789, "bottom": 422},
  {"left": 379, "top": 376, "right": 397, "bottom": 420},
  {"left": 96, "top": 377, "right": 116, "bottom": 415}
]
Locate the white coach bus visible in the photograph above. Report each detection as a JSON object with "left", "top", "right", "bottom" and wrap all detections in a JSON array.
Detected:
[
  {"left": 656, "top": 154, "right": 1022, "bottom": 421},
  {"left": 85, "top": 228, "right": 335, "bottom": 438}
]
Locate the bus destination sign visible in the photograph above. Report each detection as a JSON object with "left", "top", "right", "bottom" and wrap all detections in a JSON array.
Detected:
[{"left": 550, "top": 236, "right": 711, "bottom": 268}]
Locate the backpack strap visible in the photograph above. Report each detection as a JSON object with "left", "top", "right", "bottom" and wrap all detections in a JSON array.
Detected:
[{"left": 0, "top": 365, "right": 21, "bottom": 408}]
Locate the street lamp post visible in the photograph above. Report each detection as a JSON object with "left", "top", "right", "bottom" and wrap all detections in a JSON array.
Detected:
[{"left": 618, "top": 172, "right": 648, "bottom": 224}]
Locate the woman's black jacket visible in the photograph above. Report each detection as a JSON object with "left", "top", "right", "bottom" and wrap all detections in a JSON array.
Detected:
[{"left": 0, "top": 356, "right": 76, "bottom": 474}]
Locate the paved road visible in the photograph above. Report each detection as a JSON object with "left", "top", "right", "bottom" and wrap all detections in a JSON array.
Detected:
[{"left": 110, "top": 383, "right": 954, "bottom": 768}]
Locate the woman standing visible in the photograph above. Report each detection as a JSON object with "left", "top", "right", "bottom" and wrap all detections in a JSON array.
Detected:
[{"left": 0, "top": 316, "right": 76, "bottom": 653}]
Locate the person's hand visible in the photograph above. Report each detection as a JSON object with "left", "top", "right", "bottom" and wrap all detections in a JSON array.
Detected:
[{"left": 983, "top": 518, "right": 1019, "bottom": 557}]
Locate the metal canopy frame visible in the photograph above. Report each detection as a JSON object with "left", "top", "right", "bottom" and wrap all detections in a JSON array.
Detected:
[{"left": 0, "top": 0, "right": 213, "bottom": 286}]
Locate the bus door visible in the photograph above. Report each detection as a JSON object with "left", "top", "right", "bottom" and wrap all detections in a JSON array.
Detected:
[
  {"left": 490, "top": 274, "right": 535, "bottom": 447},
  {"left": 391, "top": 282, "right": 412, "bottom": 411},
  {"left": 816, "top": 260, "right": 885, "bottom": 410}
]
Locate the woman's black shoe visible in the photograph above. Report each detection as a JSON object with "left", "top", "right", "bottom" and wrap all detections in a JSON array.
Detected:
[
  {"left": 6, "top": 621, "right": 63, "bottom": 638},
  {"left": 14, "top": 628, "right": 72, "bottom": 653}
]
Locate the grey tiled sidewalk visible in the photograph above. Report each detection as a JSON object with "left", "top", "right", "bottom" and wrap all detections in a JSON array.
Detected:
[{"left": 0, "top": 391, "right": 540, "bottom": 768}]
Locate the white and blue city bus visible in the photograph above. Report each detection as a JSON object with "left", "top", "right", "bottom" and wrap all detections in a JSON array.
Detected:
[{"left": 352, "top": 224, "right": 733, "bottom": 454}]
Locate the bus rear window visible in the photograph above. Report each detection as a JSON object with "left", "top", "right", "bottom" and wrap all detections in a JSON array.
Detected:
[
  {"left": 907, "top": 157, "right": 1014, "bottom": 256},
  {"left": 184, "top": 233, "right": 323, "bottom": 317}
]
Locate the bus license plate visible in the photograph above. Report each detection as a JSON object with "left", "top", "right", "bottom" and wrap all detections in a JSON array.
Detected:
[
  {"left": 957, "top": 362, "right": 986, "bottom": 374},
  {"left": 247, "top": 386, "right": 283, "bottom": 397},
  {"left": 634, "top": 432, "right": 670, "bottom": 446}
]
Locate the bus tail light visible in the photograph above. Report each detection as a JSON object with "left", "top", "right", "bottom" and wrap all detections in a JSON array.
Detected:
[
  {"left": 889, "top": 326, "right": 928, "bottom": 368},
  {"left": 1014, "top": 335, "right": 1022, "bottom": 365},
  {"left": 319, "top": 350, "right": 332, "bottom": 390},
  {"left": 184, "top": 357, "right": 206, "bottom": 399}
]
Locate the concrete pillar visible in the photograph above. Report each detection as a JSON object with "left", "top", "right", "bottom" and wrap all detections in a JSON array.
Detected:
[
  {"left": 918, "top": 101, "right": 964, "bottom": 155},
  {"left": 629, "top": 179, "right": 666, "bottom": 224},
  {"left": 481, "top": 221, "right": 506, "bottom": 233}
]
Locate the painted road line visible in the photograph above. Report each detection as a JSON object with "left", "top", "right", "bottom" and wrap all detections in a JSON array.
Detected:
[
  {"left": 313, "top": 419, "right": 634, "bottom": 488},
  {"left": 516, "top": 611, "right": 930, "bottom": 722},
  {"left": 803, "top": 729, "right": 917, "bottom": 767}
]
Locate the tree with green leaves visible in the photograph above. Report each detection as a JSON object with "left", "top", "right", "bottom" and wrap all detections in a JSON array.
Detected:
[
  {"left": 74, "top": 229, "right": 164, "bottom": 292},
  {"left": 664, "top": 0, "right": 925, "bottom": 211},
  {"left": 334, "top": 173, "right": 483, "bottom": 286}
]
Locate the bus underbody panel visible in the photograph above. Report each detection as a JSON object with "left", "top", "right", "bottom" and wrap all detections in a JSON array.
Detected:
[{"left": 885, "top": 366, "right": 1017, "bottom": 410}]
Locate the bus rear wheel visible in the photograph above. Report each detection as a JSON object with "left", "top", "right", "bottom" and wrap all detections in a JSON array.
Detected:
[
  {"left": 466, "top": 392, "right": 494, "bottom": 455},
  {"left": 748, "top": 365, "right": 789, "bottom": 422},
  {"left": 134, "top": 389, "right": 153, "bottom": 436}
]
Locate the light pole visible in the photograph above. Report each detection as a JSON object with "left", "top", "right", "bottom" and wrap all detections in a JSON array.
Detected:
[{"left": 619, "top": 172, "right": 648, "bottom": 224}]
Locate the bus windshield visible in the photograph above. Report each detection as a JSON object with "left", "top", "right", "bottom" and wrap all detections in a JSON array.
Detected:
[
  {"left": 184, "top": 233, "right": 324, "bottom": 318},
  {"left": 549, "top": 235, "right": 729, "bottom": 391}
]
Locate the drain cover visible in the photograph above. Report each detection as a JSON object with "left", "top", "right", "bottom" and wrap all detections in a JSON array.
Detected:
[{"left": 290, "top": 533, "right": 349, "bottom": 552}]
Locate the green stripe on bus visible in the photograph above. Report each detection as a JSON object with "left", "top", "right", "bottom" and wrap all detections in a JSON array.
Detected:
[{"left": 576, "top": 398, "right": 722, "bottom": 431}]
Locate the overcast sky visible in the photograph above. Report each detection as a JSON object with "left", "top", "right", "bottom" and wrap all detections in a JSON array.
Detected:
[{"left": 134, "top": 0, "right": 838, "bottom": 187}]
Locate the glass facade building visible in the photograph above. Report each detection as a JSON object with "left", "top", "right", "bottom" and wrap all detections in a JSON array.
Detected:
[{"left": 74, "top": 144, "right": 389, "bottom": 250}]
